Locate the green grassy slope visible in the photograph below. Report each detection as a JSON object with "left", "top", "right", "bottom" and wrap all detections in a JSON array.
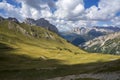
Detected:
[{"left": 0, "top": 20, "right": 120, "bottom": 80}]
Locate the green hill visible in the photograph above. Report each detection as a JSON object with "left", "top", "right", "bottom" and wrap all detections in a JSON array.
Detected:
[{"left": 0, "top": 19, "right": 120, "bottom": 80}]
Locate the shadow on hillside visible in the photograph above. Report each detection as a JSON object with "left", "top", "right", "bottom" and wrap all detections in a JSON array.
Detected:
[
  {"left": 0, "top": 42, "right": 120, "bottom": 80},
  {"left": 0, "top": 43, "right": 14, "bottom": 50}
]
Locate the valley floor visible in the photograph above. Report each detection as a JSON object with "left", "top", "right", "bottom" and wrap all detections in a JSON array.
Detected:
[{"left": 0, "top": 41, "right": 120, "bottom": 80}]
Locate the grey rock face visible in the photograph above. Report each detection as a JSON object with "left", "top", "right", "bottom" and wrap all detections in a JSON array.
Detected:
[
  {"left": 25, "top": 18, "right": 59, "bottom": 33},
  {"left": 72, "top": 26, "right": 120, "bottom": 35},
  {"left": 24, "top": 18, "right": 36, "bottom": 25},
  {"left": 61, "top": 26, "right": 120, "bottom": 46},
  {"left": 79, "top": 32, "right": 120, "bottom": 54},
  {"left": 0, "top": 16, "right": 4, "bottom": 21},
  {"left": 7, "top": 17, "right": 19, "bottom": 23}
]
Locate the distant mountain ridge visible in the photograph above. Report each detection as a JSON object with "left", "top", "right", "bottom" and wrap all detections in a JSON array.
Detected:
[
  {"left": 25, "top": 18, "right": 58, "bottom": 33},
  {"left": 0, "top": 16, "right": 58, "bottom": 33},
  {"left": 72, "top": 26, "right": 120, "bottom": 35},
  {"left": 61, "top": 26, "right": 120, "bottom": 46},
  {"left": 7, "top": 17, "right": 19, "bottom": 23},
  {"left": 79, "top": 32, "right": 120, "bottom": 54}
]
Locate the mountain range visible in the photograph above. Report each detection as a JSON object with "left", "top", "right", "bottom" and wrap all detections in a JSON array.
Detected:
[
  {"left": 61, "top": 26, "right": 120, "bottom": 44},
  {"left": 80, "top": 32, "right": 120, "bottom": 54},
  {"left": 72, "top": 26, "right": 120, "bottom": 35},
  {"left": 60, "top": 26, "right": 120, "bottom": 54}
]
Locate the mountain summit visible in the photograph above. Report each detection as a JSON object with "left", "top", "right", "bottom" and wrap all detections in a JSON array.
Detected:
[{"left": 25, "top": 18, "right": 58, "bottom": 33}]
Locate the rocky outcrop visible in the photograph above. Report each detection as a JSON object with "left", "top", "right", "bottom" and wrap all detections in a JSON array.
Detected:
[
  {"left": 0, "top": 16, "right": 4, "bottom": 21},
  {"left": 7, "top": 21, "right": 56, "bottom": 40},
  {"left": 24, "top": 18, "right": 36, "bottom": 25},
  {"left": 25, "top": 18, "right": 58, "bottom": 33}
]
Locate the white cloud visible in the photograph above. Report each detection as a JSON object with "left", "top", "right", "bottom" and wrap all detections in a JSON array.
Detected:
[
  {"left": 49, "top": 0, "right": 85, "bottom": 31},
  {"left": 0, "top": 0, "right": 120, "bottom": 31},
  {"left": 0, "top": 0, "right": 23, "bottom": 21},
  {"left": 50, "top": 0, "right": 120, "bottom": 31},
  {"left": 86, "top": 0, "right": 120, "bottom": 20},
  {"left": 19, "top": 0, "right": 53, "bottom": 20},
  {"left": 54, "top": 0, "right": 84, "bottom": 20},
  {"left": 41, "top": 6, "right": 53, "bottom": 18},
  {"left": 111, "top": 16, "right": 120, "bottom": 27},
  {"left": 20, "top": 2, "right": 32, "bottom": 19}
]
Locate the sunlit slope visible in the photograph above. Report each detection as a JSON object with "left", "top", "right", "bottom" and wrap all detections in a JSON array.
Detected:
[
  {"left": 0, "top": 20, "right": 120, "bottom": 80},
  {"left": 0, "top": 20, "right": 85, "bottom": 53},
  {"left": 0, "top": 20, "right": 87, "bottom": 64}
]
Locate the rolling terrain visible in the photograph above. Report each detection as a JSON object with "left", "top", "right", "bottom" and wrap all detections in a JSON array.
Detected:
[{"left": 0, "top": 18, "right": 120, "bottom": 80}]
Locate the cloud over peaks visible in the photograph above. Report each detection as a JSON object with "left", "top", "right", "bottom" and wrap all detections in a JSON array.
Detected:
[{"left": 0, "top": 0, "right": 120, "bottom": 31}]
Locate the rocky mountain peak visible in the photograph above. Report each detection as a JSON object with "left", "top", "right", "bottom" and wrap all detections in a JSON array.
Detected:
[
  {"left": 37, "top": 18, "right": 46, "bottom": 21},
  {"left": 25, "top": 18, "right": 59, "bottom": 33},
  {"left": 7, "top": 17, "right": 19, "bottom": 23},
  {"left": 71, "top": 26, "right": 120, "bottom": 35},
  {"left": 25, "top": 18, "right": 36, "bottom": 25}
]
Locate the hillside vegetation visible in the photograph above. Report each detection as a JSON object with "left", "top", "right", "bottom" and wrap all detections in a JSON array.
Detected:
[{"left": 0, "top": 20, "right": 120, "bottom": 80}]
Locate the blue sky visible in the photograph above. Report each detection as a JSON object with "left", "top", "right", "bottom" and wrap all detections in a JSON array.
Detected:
[
  {"left": 84, "top": 0, "right": 99, "bottom": 9},
  {"left": 0, "top": 0, "right": 21, "bottom": 7},
  {"left": 0, "top": 0, "right": 120, "bottom": 31},
  {"left": 0, "top": 0, "right": 100, "bottom": 10}
]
